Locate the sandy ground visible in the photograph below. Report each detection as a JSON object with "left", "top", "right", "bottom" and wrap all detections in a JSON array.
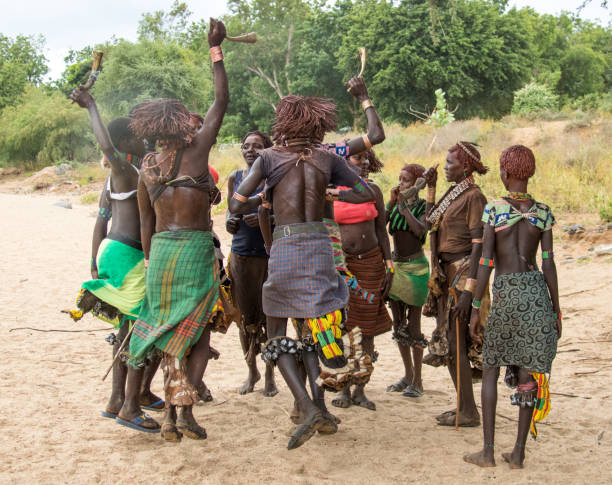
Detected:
[{"left": 0, "top": 192, "right": 611, "bottom": 484}]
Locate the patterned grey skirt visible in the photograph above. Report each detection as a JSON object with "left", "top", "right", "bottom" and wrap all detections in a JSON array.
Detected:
[{"left": 483, "top": 271, "right": 558, "bottom": 374}]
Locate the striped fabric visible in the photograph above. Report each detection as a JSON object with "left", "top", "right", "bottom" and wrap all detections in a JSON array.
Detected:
[
  {"left": 530, "top": 372, "right": 551, "bottom": 439},
  {"left": 306, "top": 310, "right": 344, "bottom": 367},
  {"left": 344, "top": 246, "right": 392, "bottom": 337},
  {"left": 129, "top": 230, "right": 219, "bottom": 362}
]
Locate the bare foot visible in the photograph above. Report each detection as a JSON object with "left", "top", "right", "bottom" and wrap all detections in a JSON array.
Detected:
[
  {"left": 317, "top": 412, "right": 339, "bottom": 435},
  {"left": 436, "top": 409, "right": 456, "bottom": 422},
  {"left": 105, "top": 394, "right": 124, "bottom": 416},
  {"left": 239, "top": 369, "right": 261, "bottom": 395},
  {"left": 331, "top": 387, "right": 352, "bottom": 409},
  {"left": 287, "top": 405, "right": 324, "bottom": 450},
  {"left": 197, "top": 381, "right": 213, "bottom": 402},
  {"left": 464, "top": 450, "right": 495, "bottom": 467},
  {"left": 502, "top": 449, "right": 525, "bottom": 469},
  {"left": 386, "top": 377, "right": 411, "bottom": 392},
  {"left": 177, "top": 406, "right": 207, "bottom": 440},
  {"left": 437, "top": 411, "right": 480, "bottom": 427},
  {"left": 290, "top": 402, "right": 302, "bottom": 424},
  {"left": 161, "top": 423, "right": 182, "bottom": 442},
  {"left": 263, "top": 366, "right": 278, "bottom": 397},
  {"left": 351, "top": 387, "right": 376, "bottom": 411}
]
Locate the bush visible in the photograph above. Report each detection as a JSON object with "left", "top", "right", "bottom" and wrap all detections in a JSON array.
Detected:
[
  {"left": 0, "top": 85, "right": 97, "bottom": 168},
  {"left": 512, "top": 82, "right": 559, "bottom": 116}
]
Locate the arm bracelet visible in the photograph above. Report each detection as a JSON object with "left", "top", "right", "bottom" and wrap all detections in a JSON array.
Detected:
[
  {"left": 472, "top": 299, "right": 482, "bottom": 309},
  {"left": 361, "top": 99, "right": 374, "bottom": 111},
  {"left": 210, "top": 46, "right": 224, "bottom": 63}
]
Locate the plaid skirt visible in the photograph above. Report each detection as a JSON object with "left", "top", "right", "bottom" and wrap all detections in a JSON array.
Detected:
[{"left": 263, "top": 224, "right": 348, "bottom": 318}]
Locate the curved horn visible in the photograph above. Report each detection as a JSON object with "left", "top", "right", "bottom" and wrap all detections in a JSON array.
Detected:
[
  {"left": 226, "top": 32, "right": 257, "bottom": 44},
  {"left": 357, "top": 47, "right": 367, "bottom": 78}
]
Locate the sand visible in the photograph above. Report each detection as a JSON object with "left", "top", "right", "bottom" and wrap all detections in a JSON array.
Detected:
[{"left": 0, "top": 191, "right": 610, "bottom": 484}]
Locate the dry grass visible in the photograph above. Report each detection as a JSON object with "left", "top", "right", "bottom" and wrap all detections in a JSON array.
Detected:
[{"left": 207, "top": 115, "right": 612, "bottom": 218}]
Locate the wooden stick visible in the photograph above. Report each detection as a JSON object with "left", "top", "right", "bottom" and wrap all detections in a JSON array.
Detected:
[
  {"left": 102, "top": 324, "right": 135, "bottom": 381},
  {"left": 449, "top": 288, "right": 461, "bottom": 430},
  {"left": 226, "top": 32, "right": 257, "bottom": 43}
]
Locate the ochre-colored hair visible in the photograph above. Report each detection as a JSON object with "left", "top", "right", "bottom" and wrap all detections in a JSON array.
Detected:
[
  {"left": 242, "top": 130, "right": 273, "bottom": 149},
  {"left": 129, "top": 99, "right": 195, "bottom": 146},
  {"left": 449, "top": 141, "right": 488, "bottom": 175},
  {"left": 273, "top": 95, "right": 337, "bottom": 144},
  {"left": 500, "top": 145, "right": 536, "bottom": 180},
  {"left": 401, "top": 163, "right": 426, "bottom": 179}
]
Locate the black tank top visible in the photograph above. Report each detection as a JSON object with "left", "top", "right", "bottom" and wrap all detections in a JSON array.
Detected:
[{"left": 230, "top": 169, "right": 267, "bottom": 257}]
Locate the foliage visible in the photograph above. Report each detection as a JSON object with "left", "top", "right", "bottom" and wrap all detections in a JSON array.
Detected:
[
  {"left": 91, "top": 39, "right": 212, "bottom": 119},
  {"left": 0, "top": 85, "right": 96, "bottom": 167},
  {"left": 426, "top": 89, "right": 455, "bottom": 127},
  {"left": 557, "top": 45, "right": 607, "bottom": 98},
  {"left": 0, "top": 34, "right": 48, "bottom": 109},
  {"left": 55, "top": 46, "right": 94, "bottom": 96},
  {"left": 512, "top": 82, "right": 559, "bottom": 115}
]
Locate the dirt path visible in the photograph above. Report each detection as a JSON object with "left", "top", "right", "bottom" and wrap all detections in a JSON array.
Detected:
[{"left": 0, "top": 192, "right": 610, "bottom": 484}]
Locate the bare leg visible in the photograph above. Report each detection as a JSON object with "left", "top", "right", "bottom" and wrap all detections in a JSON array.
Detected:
[
  {"left": 106, "top": 323, "right": 128, "bottom": 414},
  {"left": 387, "top": 300, "right": 413, "bottom": 392},
  {"left": 407, "top": 305, "right": 423, "bottom": 394},
  {"left": 503, "top": 369, "right": 534, "bottom": 468},
  {"left": 351, "top": 335, "right": 376, "bottom": 410},
  {"left": 238, "top": 326, "right": 261, "bottom": 394},
  {"left": 267, "top": 316, "right": 323, "bottom": 449},
  {"left": 302, "top": 345, "right": 338, "bottom": 433},
  {"left": 139, "top": 353, "right": 163, "bottom": 409},
  {"left": 176, "top": 328, "right": 211, "bottom": 440},
  {"left": 464, "top": 367, "right": 498, "bottom": 467},
  {"left": 440, "top": 306, "right": 479, "bottom": 426}
]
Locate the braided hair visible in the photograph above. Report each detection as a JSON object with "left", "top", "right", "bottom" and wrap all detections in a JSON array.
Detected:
[{"left": 448, "top": 141, "right": 488, "bottom": 175}]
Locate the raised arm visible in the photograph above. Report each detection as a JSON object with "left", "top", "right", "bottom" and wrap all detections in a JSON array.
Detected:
[
  {"left": 70, "top": 88, "right": 129, "bottom": 173},
  {"left": 228, "top": 157, "right": 265, "bottom": 214},
  {"left": 541, "top": 229, "right": 561, "bottom": 338},
  {"left": 91, "top": 187, "right": 111, "bottom": 279},
  {"left": 137, "top": 177, "right": 155, "bottom": 262},
  {"left": 344, "top": 77, "right": 385, "bottom": 155},
  {"left": 194, "top": 18, "right": 229, "bottom": 154}
]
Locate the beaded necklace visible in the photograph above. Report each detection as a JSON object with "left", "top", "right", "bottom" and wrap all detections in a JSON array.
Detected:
[
  {"left": 426, "top": 175, "right": 474, "bottom": 229},
  {"left": 506, "top": 191, "right": 533, "bottom": 201}
]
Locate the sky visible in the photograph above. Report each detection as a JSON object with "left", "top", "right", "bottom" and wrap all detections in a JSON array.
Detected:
[{"left": 2, "top": 0, "right": 610, "bottom": 81}]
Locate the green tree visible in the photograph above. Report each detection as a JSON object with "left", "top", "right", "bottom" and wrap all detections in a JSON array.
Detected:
[
  {"left": 0, "top": 85, "right": 96, "bottom": 167},
  {"left": 512, "top": 82, "right": 559, "bottom": 115},
  {"left": 0, "top": 34, "right": 48, "bottom": 109},
  {"left": 91, "top": 40, "right": 212, "bottom": 118},
  {"left": 557, "top": 45, "right": 607, "bottom": 98},
  {"left": 55, "top": 46, "right": 94, "bottom": 95}
]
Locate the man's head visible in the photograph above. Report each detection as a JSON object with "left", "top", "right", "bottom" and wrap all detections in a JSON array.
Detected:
[
  {"left": 129, "top": 98, "right": 196, "bottom": 148},
  {"left": 500, "top": 145, "right": 536, "bottom": 187},
  {"left": 272, "top": 95, "right": 337, "bottom": 145},
  {"left": 107, "top": 117, "right": 145, "bottom": 156}
]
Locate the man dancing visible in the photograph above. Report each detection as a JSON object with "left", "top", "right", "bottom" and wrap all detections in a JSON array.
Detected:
[
  {"left": 67, "top": 89, "right": 163, "bottom": 431},
  {"left": 229, "top": 94, "right": 375, "bottom": 449},
  {"left": 464, "top": 145, "right": 560, "bottom": 469},
  {"left": 226, "top": 130, "right": 278, "bottom": 396},
  {"left": 127, "top": 18, "right": 229, "bottom": 442}
]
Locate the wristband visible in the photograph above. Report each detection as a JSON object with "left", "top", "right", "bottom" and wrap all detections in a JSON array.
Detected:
[
  {"left": 554, "top": 312, "right": 562, "bottom": 320},
  {"left": 542, "top": 251, "right": 554, "bottom": 259},
  {"left": 361, "top": 99, "right": 374, "bottom": 111},
  {"left": 471, "top": 238, "right": 483, "bottom": 244},
  {"left": 91, "top": 257, "right": 97, "bottom": 269},
  {"left": 479, "top": 257, "right": 494, "bottom": 268},
  {"left": 210, "top": 45, "right": 224, "bottom": 63},
  {"left": 472, "top": 299, "right": 482, "bottom": 309},
  {"left": 232, "top": 192, "right": 248, "bottom": 203},
  {"left": 144, "top": 259, "right": 149, "bottom": 269},
  {"left": 362, "top": 134, "right": 372, "bottom": 150}
]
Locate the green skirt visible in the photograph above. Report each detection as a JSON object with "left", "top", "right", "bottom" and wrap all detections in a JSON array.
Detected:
[
  {"left": 388, "top": 256, "right": 430, "bottom": 307},
  {"left": 129, "top": 231, "right": 219, "bottom": 362},
  {"left": 82, "top": 236, "right": 145, "bottom": 326}
]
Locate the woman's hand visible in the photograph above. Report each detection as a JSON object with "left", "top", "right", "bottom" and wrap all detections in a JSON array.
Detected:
[
  {"left": 469, "top": 309, "right": 483, "bottom": 344},
  {"left": 208, "top": 18, "right": 226, "bottom": 47}
]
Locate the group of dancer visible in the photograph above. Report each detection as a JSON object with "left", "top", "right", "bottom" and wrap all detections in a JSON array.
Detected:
[{"left": 66, "top": 19, "right": 561, "bottom": 468}]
